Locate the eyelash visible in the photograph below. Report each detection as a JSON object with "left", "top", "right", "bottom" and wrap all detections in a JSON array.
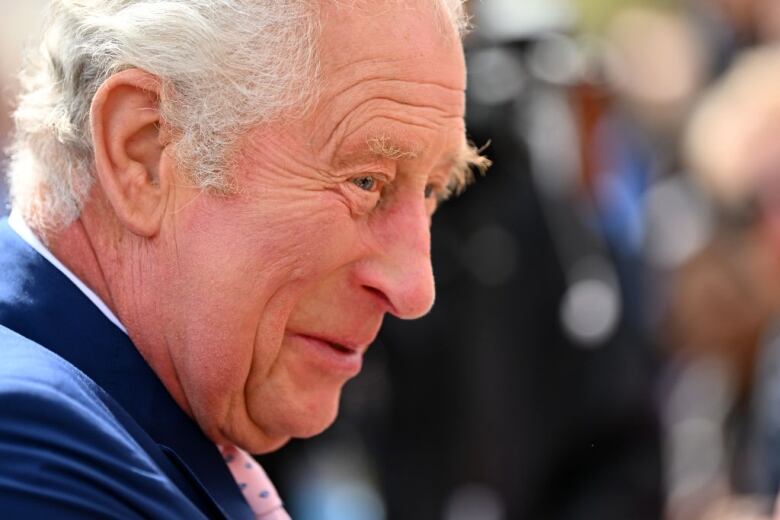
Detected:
[{"left": 349, "top": 175, "right": 444, "bottom": 204}]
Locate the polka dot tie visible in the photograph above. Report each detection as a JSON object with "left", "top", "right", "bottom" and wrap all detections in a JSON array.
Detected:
[{"left": 218, "top": 444, "right": 291, "bottom": 519}]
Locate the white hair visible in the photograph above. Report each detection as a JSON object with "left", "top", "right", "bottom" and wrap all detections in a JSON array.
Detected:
[{"left": 7, "top": 0, "right": 468, "bottom": 231}]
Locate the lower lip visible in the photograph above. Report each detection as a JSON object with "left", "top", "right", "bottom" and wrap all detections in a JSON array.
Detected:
[{"left": 289, "top": 334, "right": 363, "bottom": 377}]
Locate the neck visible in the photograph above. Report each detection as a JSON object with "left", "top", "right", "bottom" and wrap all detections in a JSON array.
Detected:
[
  {"left": 46, "top": 216, "right": 118, "bottom": 317},
  {"left": 48, "top": 219, "right": 112, "bottom": 306},
  {"left": 38, "top": 188, "right": 136, "bottom": 328},
  {"left": 41, "top": 199, "right": 195, "bottom": 421}
]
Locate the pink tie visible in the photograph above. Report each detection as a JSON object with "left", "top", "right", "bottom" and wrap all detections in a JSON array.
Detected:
[{"left": 218, "top": 444, "right": 292, "bottom": 520}]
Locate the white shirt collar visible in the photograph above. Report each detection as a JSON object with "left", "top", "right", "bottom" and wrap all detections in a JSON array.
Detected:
[{"left": 8, "top": 210, "right": 128, "bottom": 335}]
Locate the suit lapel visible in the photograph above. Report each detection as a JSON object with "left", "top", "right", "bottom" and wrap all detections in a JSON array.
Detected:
[{"left": 0, "top": 219, "right": 253, "bottom": 520}]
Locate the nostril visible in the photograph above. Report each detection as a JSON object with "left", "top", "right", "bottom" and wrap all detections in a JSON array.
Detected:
[{"left": 363, "top": 285, "right": 395, "bottom": 312}]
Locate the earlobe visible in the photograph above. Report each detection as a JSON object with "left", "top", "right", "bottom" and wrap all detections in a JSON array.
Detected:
[{"left": 90, "top": 68, "right": 170, "bottom": 238}]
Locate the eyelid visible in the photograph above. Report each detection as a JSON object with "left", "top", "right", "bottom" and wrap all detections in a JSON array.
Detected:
[
  {"left": 349, "top": 171, "right": 392, "bottom": 189},
  {"left": 335, "top": 156, "right": 393, "bottom": 177}
]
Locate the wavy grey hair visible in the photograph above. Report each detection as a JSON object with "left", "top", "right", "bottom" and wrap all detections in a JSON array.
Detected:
[{"left": 8, "top": 0, "right": 469, "bottom": 231}]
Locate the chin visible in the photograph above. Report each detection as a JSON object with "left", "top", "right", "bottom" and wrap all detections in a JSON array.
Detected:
[
  {"left": 244, "top": 387, "right": 343, "bottom": 449},
  {"left": 281, "top": 394, "right": 342, "bottom": 440},
  {"left": 295, "top": 415, "right": 337, "bottom": 439},
  {"left": 246, "top": 434, "right": 293, "bottom": 455},
  {"left": 292, "top": 399, "right": 341, "bottom": 440}
]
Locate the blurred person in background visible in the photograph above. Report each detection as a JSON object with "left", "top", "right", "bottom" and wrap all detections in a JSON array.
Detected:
[
  {"left": 690, "top": 0, "right": 780, "bottom": 49},
  {"left": 665, "top": 44, "right": 780, "bottom": 519},
  {"left": 592, "top": 4, "right": 708, "bottom": 321},
  {"left": 567, "top": 5, "right": 710, "bottom": 518}
]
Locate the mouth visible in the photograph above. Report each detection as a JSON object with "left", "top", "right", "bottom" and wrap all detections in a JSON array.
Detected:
[
  {"left": 288, "top": 332, "right": 369, "bottom": 377},
  {"left": 327, "top": 342, "right": 355, "bottom": 354}
]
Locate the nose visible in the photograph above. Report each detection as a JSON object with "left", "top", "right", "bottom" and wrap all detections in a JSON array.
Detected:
[{"left": 357, "top": 195, "right": 436, "bottom": 319}]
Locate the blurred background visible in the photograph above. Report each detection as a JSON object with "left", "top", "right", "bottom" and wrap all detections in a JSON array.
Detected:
[{"left": 6, "top": 0, "right": 780, "bottom": 518}]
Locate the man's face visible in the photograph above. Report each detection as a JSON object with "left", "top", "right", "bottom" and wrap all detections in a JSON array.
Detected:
[{"left": 160, "top": 2, "right": 468, "bottom": 452}]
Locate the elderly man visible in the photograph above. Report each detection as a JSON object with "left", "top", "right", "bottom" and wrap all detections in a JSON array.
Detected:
[{"left": 0, "top": 0, "right": 488, "bottom": 517}]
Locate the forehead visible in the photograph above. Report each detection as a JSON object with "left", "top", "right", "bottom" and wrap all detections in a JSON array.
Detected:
[
  {"left": 311, "top": 0, "right": 467, "bottom": 157},
  {"left": 317, "top": 1, "right": 465, "bottom": 86}
]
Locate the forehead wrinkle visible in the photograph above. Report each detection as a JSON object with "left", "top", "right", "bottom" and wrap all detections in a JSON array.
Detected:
[
  {"left": 322, "top": 105, "right": 461, "bottom": 163},
  {"left": 325, "top": 75, "right": 466, "bottom": 94},
  {"left": 327, "top": 56, "right": 411, "bottom": 76},
  {"left": 325, "top": 108, "right": 456, "bottom": 168},
  {"left": 313, "top": 77, "right": 465, "bottom": 155}
]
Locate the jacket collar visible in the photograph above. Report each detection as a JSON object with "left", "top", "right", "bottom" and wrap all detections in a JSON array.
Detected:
[{"left": 0, "top": 218, "right": 253, "bottom": 519}]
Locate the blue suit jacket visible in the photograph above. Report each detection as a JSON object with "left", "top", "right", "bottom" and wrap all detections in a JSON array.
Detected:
[{"left": 0, "top": 219, "right": 255, "bottom": 519}]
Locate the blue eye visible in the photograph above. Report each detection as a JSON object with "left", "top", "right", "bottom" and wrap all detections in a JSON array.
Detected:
[{"left": 352, "top": 176, "right": 377, "bottom": 191}]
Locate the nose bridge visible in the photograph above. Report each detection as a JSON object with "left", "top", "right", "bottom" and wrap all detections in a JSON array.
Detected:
[{"left": 375, "top": 196, "right": 435, "bottom": 319}]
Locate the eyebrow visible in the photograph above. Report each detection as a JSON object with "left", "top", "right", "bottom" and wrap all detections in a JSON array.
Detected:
[
  {"left": 342, "top": 134, "right": 491, "bottom": 196},
  {"left": 367, "top": 135, "right": 421, "bottom": 161},
  {"left": 331, "top": 134, "right": 417, "bottom": 169}
]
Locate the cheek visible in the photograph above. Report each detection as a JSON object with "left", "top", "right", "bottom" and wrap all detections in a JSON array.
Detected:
[
  {"left": 250, "top": 196, "right": 366, "bottom": 280},
  {"left": 181, "top": 194, "right": 345, "bottom": 279},
  {"left": 168, "top": 192, "right": 364, "bottom": 362}
]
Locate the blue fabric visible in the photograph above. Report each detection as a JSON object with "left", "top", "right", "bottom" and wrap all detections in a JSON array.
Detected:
[{"left": 0, "top": 219, "right": 254, "bottom": 519}]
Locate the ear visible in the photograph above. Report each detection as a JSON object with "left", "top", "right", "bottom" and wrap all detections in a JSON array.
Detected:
[{"left": 90, "top": 68, "right": 171, "bottom": 237}]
